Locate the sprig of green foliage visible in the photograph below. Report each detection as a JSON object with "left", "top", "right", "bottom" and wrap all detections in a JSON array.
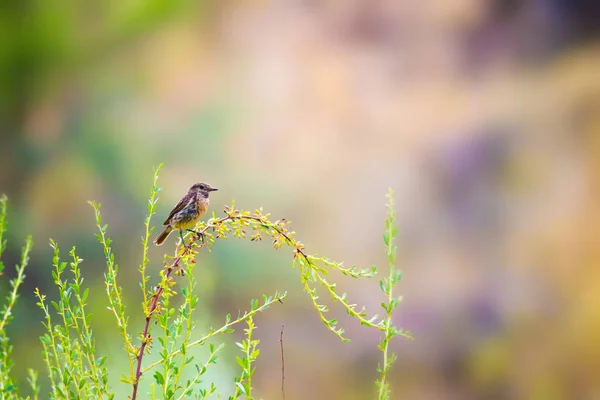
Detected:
[
  {"left": 0, "top": 195, "right": 35, "bottom": 399},
  {"left": 375, "top": 188, "right": 411, "bottom": 399},
  {"left": 189, "top": 205, "right": 410, "bottom": 343},
  {"left": 35, "top": 241, "right": 112, "bottom": 399},
  {"left": 230, "top": 317, "right": 259, "bottom": 400},
  {"left": 170, "top": 256, "right": 201, "bottom": 396},
  {"left": 89, "top": 201, "right": 138, "bottom": 382},
  {"left": 174, "top": 342, "right": 222, "bottom": 400},
  {"left": 140, "top": 163, "right": 163, "bottom": 316},
  {"left": 26, "top": 369, "right": 39, "bottom": 400}
]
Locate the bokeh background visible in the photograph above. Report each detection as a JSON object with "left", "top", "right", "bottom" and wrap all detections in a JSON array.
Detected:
[{"left": 2, "top": 1, "right": 600, "bottom": 399}]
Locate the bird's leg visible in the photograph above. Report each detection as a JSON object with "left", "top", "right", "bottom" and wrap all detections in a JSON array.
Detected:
[
  {"left": 187, "top": 229, "right": 204, "bottom": 243},
  {"left": 179, "top": 229, "right": 190, "bottom": 249}
]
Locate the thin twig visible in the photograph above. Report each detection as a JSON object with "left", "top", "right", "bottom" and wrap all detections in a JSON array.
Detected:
[{"left": 280, "top": 324, "right": 285, "bottom": 400}]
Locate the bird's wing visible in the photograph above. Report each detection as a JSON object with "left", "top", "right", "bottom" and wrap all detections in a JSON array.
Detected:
[{"left": 163, "top": 196, "right": 192, "bottom": 225}]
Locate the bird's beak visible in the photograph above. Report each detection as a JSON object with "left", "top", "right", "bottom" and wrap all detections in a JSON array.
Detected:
[{"left": 209, "top": 187, "right": 218, "bottom": 192}]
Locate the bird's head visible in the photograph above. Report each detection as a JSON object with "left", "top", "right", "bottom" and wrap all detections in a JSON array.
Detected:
[{"left": 190, "top": 182, "right": 218, "bottom": 197}]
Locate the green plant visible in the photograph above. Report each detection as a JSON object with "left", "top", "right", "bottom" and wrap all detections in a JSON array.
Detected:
[
  {"left": 231, "top": 317, "right": 259, "bottom": 400},
  {"left": 0, "top": 166, "right": 411, "bottom": 399},
  {"left": 376, "top": 189, "right": 405, "bottom": 399},
  {"left": 0, "top": 196, "right": 36, "bottom": 399},
  {"left": 34, "top": 242, "right": 110, "bottom": 399}
]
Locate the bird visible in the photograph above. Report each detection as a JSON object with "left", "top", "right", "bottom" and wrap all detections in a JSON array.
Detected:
[{"left": 153, "top": 182, "right": 218, "bottom": 247}]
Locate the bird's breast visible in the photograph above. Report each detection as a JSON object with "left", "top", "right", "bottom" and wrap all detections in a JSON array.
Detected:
[
  {"left": 196, "top": 197, "right": 209, "bottom": 216},
  {"left": 172, "top": 197, "right": 209, "bottom": 229}
]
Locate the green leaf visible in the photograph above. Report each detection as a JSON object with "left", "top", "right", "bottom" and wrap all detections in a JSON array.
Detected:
[
  {"left": 154, "top": 371, "right": 165, "bottom": 385},
  {"left": 97, "top": 355, "right": 107, "bottom": 367}
]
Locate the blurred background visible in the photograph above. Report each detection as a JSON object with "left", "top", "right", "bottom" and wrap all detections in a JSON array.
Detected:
[{"left": 1, "top": 0, "right": 600, "bottom": 399}]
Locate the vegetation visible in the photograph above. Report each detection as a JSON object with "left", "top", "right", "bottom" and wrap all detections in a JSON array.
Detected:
[{"left": 0, "top": 165, "right": 411, "bottom": 399}]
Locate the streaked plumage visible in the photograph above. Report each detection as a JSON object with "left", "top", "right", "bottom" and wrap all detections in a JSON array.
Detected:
[{"left": 154, "top": 182, "right": 218, "bottom": 246}]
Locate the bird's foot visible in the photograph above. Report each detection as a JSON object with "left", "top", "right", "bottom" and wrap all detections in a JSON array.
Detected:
[{"left": 187, "top": 229, "right": 204, "bottom": 243}]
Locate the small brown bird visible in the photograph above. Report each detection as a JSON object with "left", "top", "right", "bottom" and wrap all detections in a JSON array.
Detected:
[{"left": 154, "top": 182, "right": 218, "bottom": 246}]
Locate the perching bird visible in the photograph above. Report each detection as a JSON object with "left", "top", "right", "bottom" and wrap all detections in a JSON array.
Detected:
[{"left": 153, "top": 182, "right": 218, "bottom": 246}]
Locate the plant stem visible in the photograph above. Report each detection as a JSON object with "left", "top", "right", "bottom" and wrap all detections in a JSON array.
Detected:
[
  {"left": 132, "top": 262, "right": 174, "bottom": 400},
  {"left": 377, "top": 264, "right": 395, "bottom": 399}
]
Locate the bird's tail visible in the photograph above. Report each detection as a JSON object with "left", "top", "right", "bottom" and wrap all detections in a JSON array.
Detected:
[{"left": 154, "top": 226, "right": 173, "bottom": 246}]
